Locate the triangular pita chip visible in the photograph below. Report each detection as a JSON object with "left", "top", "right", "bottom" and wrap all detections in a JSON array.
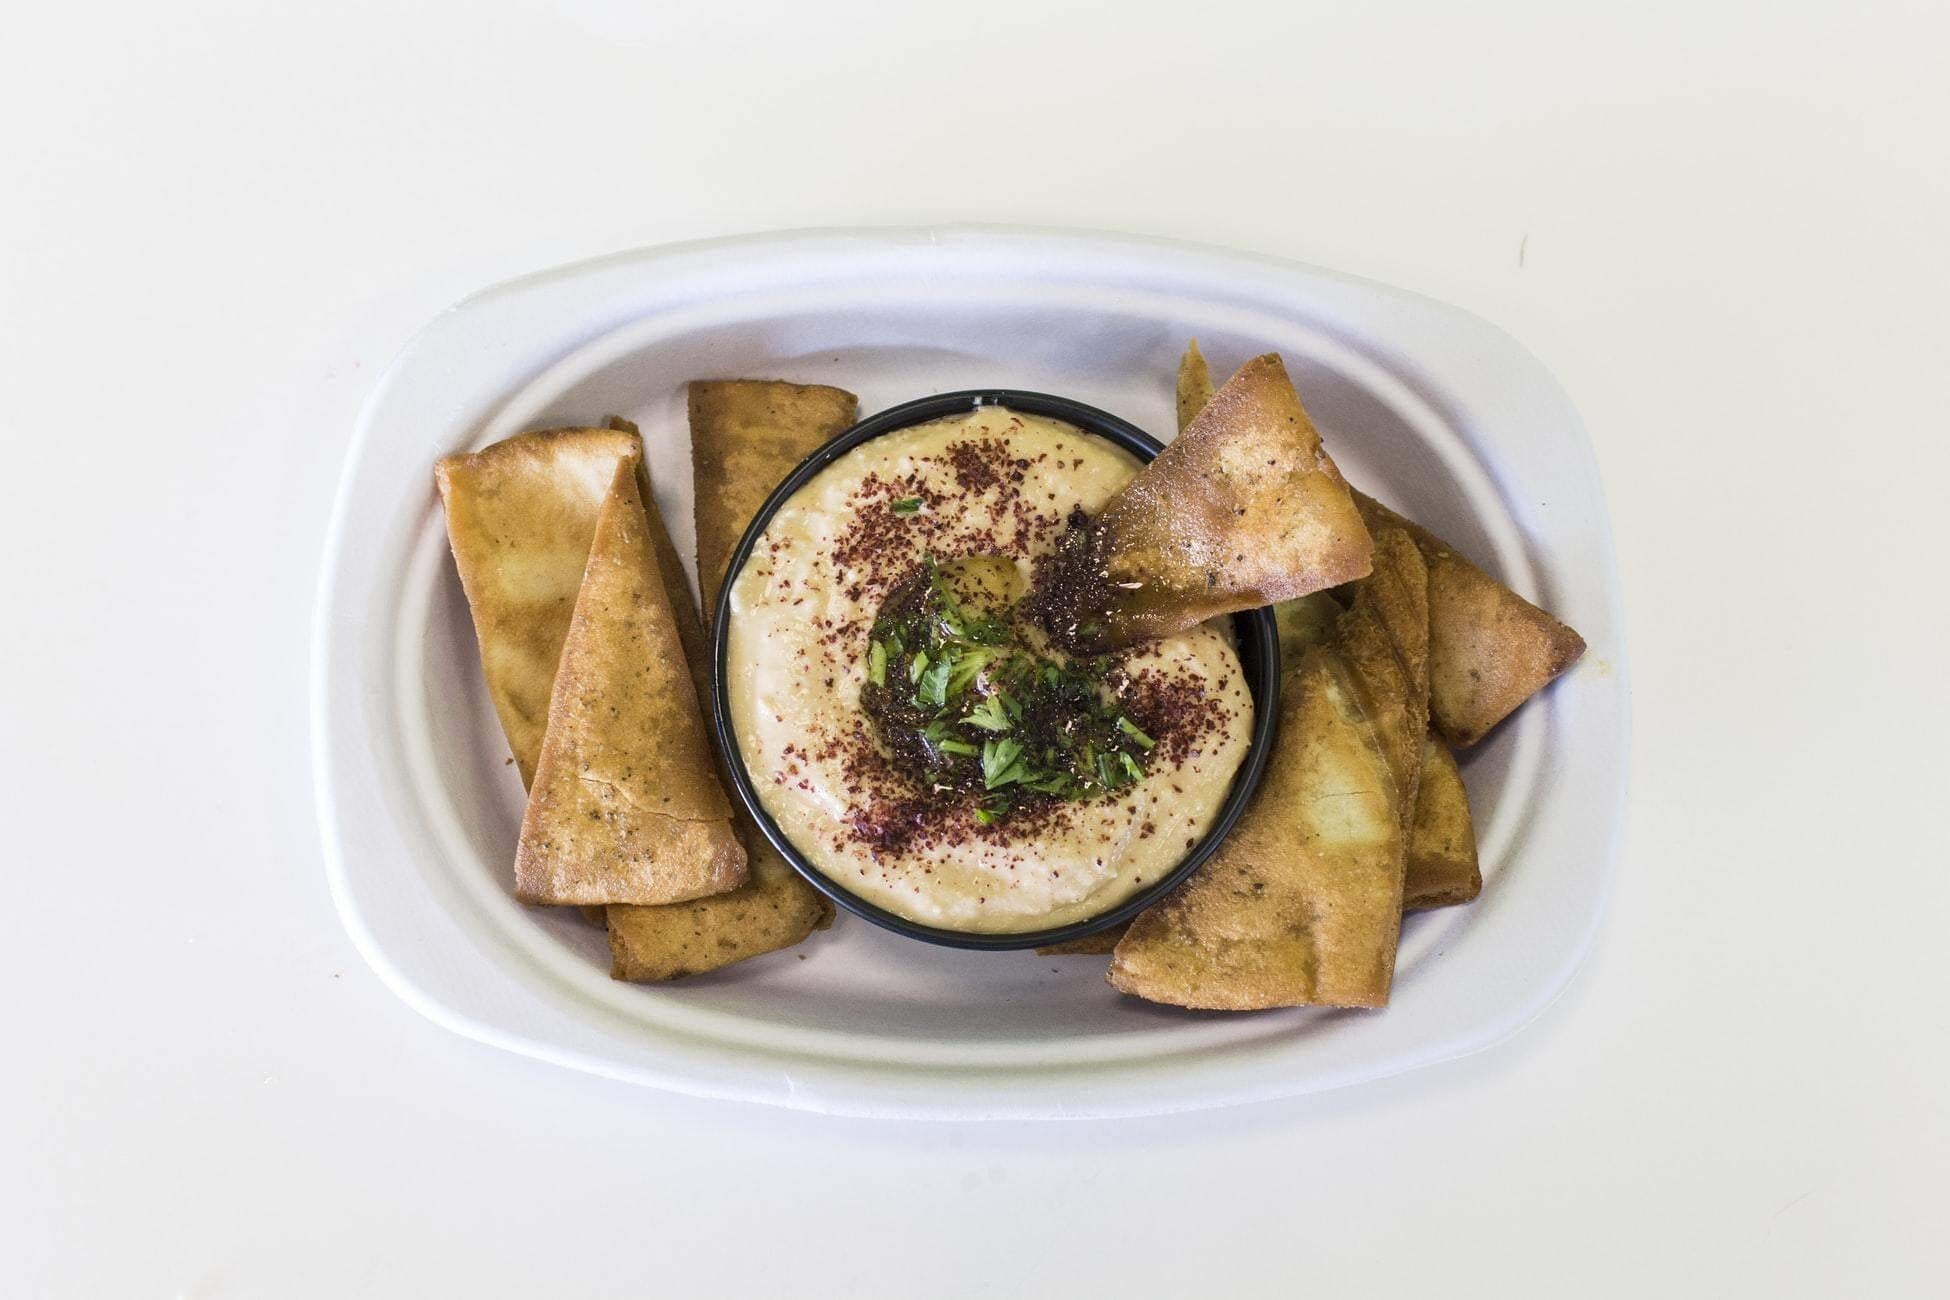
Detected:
[
  {"left": 1175, "top": 338, "right": 1214, "bottom": 434},
  {"left": 1334, "top": 527, "right": 1431, "bottom": 832},
  {"left": 435, "top": 427, "right": 641, "bottom": 785},
  {"left": 1271, "top": 583, "right": 1473, "bottom": 907},
  {"left": 514, "top": 462, "right": 747, "bottom": 905},
  {"left": 1403, "top": 733, "right": 1481, "bottom": 909},
  {"left": 1355, "top": 492, "right": 1584, "bottom": 746},
  {"left": 608, "top": 851, "right": 833, "bottom": 981},
  {"left": 1108, "top": 644, "right": 1408, "bottom": 1009},
  {"left": 603, "top": 380, "right": 855, "bottom": 977},
  {"left": 689, "top": 380, "right": 858, "bottom": 614},
  {"left": 611, "top": 421, "right": 714, "bottom": 715},
  {"left": 1046, "top": 353, "right": 1373, "bottom": 649},
  {"left": 1168, "top": 343, "right": 1581, "bottom": 748},
  {"left": 1273, "top": 589, "right": 1344, "bottom": 665}
]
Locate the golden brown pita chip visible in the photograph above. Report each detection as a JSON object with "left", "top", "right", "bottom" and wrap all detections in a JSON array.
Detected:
[
  {"left": 1168, "top": 341, "right": 1580, "bottom": 746},
  {"left": 1303, "top": 537, "right": 1462, "bottom": 898},
  {"left": 1354, "top": 492, "right": 1584, "bottom": 746},
  {"left": 514, "top": 462, "right": 747, "bottom": 906},
  {"left": 1403, "top": 733, "right": 1481, "bottom": 909},
  {"left": 1049, "top": 354, "right": 1373, "bottom": 649},
  {"left": 1273, "top": 590, "right": 1344, "bottom": 665},
  {"left": 1334, "top": 528, "right": 1431, "bottom": 836},
  {"left": 597, "top": 415, "right": 717, "bottom": 713},
  {"left": 1175, "top": 339, "right": 1214, "bottom": 434},
  {"left": 598, "top": 381, "right": 857, "bottom": 978},
  {"left": 1176, "top": 344, "right": 1352, "bottom": 670},
  {"left": 1108, "top": 645, "right": 1408, "bottom": 1010},
  {"left": 608, "top": 851, "right": 833, "bottom": 981},
  {"left": 690, "top": 380, "right": 858, "bottom": 613},
  {"left": 606, "top": 811, "right": 837, "bottom": 982},
  {"left": 1037, "top": 925, "right": 1127, "bottom": 956},
  {"left": 435, "top": 428, "right": 642, "bottom": 785}
]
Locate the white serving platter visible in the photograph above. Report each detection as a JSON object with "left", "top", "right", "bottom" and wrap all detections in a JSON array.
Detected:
[{"left": 311, "top": 226, "right": 1627, "bottom": 1120}]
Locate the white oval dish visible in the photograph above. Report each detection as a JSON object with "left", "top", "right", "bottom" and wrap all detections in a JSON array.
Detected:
[{"left": 312, "top": 226, "right": 1628, "bottom": 1119}]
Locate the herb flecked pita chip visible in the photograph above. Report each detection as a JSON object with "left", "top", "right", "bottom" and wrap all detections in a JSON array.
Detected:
[{"left": 514, "top": 461, "right": 747, "bottom": 906}]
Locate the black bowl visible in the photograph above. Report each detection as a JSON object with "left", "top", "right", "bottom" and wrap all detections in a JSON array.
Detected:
[{"left": 709, "top": 390, "right": 1281, "bottom": 951}]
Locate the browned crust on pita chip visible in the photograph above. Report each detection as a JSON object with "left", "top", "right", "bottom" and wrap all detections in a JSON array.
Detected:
[
  {"left": 1169, "top": 342, "right": 1579, "bottom": 748},
  {"left": 599, "top": 416, "right": 712, "bottom": 693},
  {"left": 1334, "top": 528, "right": 1431, "bottom": 834},
  {"left": 1051, "top": 354, "right": 1373, "bottom": 649},
  {"left": 1273, "top": 589, "right": 1345, "bottom": 665},
  {"left": 600, "top": 382, "right": 857, "bottom": 977},
  {"left": 689, "top": 380, "right": 858, "bottom": 613},
  {"left": 608, "top": 851, "right": 833, "bottom": 981},
  {"left": 514, "top": 462, "right": 746, "bottom": 905},
  {"left": 1354, "top": 492, "right": 1584, "bottom": 746},
  {"left": 1108, "top": 645, "right": 1408, "bottom": 1010},
  {"left": 1403, "top": 733, "right": 1481, "bottom": 909},
  {"left": 1175, "top": 339, "right": 1214, "bottom": 434},
  {"left": 1175, "top": 345, "right": 1357, "bottom": 669},
  {"left": 435, "top": 428, "right": 642, "bottom": 785}
]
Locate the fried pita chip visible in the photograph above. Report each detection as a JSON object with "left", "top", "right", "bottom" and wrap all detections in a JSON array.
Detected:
[
  {"left": 1403, "top": 733, "right": 1481, "bottom": 909},
  {"left": 1287, "top": 547, "right": 1469, "bottom": 901},
  {"left": 1169, "top": 343, "right": 1580, "bottom": 747},
  {"left": 1046, "top": 353, "right": 1373, "bottom": 650},
  {"left": 601, "top": 416, "right": 716, "bottom": 710},
  {"left": 690, "top": 380, "right": 858, "bottom": 613},
  {"left": 608, "top": 850, "right": 833, "bottom": 981},
  {"left": 1175, "top": 338, "right": 1213, "bottom": 434},
  {"left": 1354, "top": 491, "right": 1584, "bottom": 746},
  {"left": 1173, "top": 344, "right": 1353, "bottom": 671},
  {"left": 1274, "top": 589, "right": 1344, "bottom": 664},
  {"left": 514, "top": 462, "right": 747, "bottom": 906},
  {"left": 1334, "top": 528, "right": 1431, "bottom": 834},
  {"left": 435, "top": 427, "right": 642, "bottom": 785},
  {"left": 601, "top": 381, "right": 857, "bottom": 978},
  {"left": 1108, "top": 645, "right": 1407, "bottom": 1009}
]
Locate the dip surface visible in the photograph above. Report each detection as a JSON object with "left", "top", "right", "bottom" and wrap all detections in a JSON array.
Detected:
[{"left": 725, "top": 407, "right": 1253, "bottom": 933}]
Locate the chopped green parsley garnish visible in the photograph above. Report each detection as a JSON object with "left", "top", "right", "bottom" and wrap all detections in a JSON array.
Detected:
[{"left": 857, "top": 555, "right": 1155, "bottom": 823}]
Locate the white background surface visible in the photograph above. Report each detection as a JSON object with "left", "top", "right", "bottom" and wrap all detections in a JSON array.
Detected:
[{"left": 3, "top": 1, "right": 1945, "bottom": 1295}]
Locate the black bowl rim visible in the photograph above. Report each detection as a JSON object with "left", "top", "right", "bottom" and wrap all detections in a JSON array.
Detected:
[{"left": 709, "top": 389, "right": 1281, "bottom": 952}]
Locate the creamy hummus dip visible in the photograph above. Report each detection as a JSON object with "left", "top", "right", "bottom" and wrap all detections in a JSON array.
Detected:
[{"left": 725, "top": 407, "right": 1253, "bottom": 933}]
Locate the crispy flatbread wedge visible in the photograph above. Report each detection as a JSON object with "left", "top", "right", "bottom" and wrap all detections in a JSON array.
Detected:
[
  {"left": 1273, "top": 589, "right": 1345, "bottom": 664},
  {"left": 608, "top": 821, "right": 834, "bottom": 981},
  {"left": 1282, "top": 588, "right": 1480, "bottom": 907},
  {"left": 608, "top": 851, "right": 832, "bottom": 981},
  {"left": 1335, "top": 528, "right": 1431, "bottom": 833},
  {"left": 1108, "top": 644, "right": 1408, "bottom": 1009},
  {"left": 1048, "top": 353, "right": 1373, "bottom": 650},
  {"left": 1175, "top": 338, "right": 1214, "bottom": 434},
  {"left": 1403, "top": 734, "right": 1481, "bottom": 909},
  {"left": 515, "top": 462, "right": 747, "bottom": 905},
  {"left": 689, "top": 380, "right": 859, "bottom": 613},
  {"left": 1168, "top": 342, "right": 1581, "bottom": 747},
  {"left": 435, "top": 428, "right": 642, "bottom": 785},
  {"left": 1354, "top": 491, "right": 1584, "bottom": 746},
  {"left": 604, "top": 417, "right": 714, "bottom": 709},
  {"left": 1171, "top": 349, "right": 1351, "bottom": 671},
  {"left": 602, "top": 380, "right": 855, "bottom": 978}
]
